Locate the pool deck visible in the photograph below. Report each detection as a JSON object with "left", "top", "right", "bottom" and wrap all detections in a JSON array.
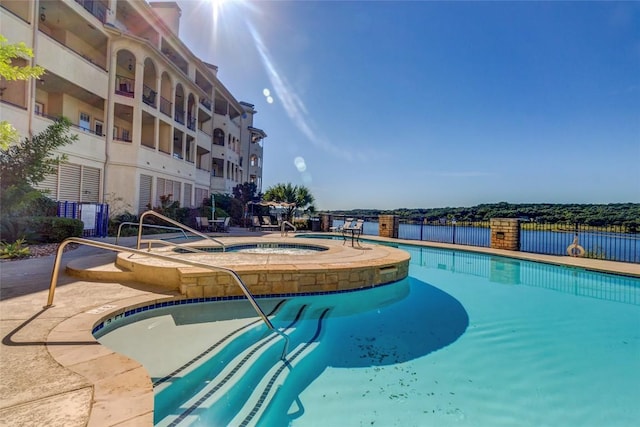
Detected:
[{"left": 1, "top": 229, "right": 638, "bottom": 426}]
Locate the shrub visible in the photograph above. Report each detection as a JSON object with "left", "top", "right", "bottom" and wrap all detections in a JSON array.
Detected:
[
  {"left": 2, "top": 217, "right": 83, "bottom": 243},
  {"left": 0, "top": 238, "right": 31, "bottom": 259}
]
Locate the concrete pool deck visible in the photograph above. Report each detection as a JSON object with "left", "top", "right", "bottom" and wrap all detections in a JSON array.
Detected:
[{"left": 1, "top": 230, "right": 639, "bottom": 426}]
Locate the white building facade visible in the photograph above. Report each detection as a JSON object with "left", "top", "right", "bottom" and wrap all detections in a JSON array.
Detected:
[{"left": 0, "top": 0, "right": 266, "bottom": 214}]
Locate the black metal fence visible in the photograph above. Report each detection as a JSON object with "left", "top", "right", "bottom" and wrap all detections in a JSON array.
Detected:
[
  {"left": 521, "top": 222, "right": 639, "bottom": 263},
  {"left": 399, "top": 219, "right": 491, "bottom": 247},
  {"left": 329, "top": 216, "right": 639, "bottom": 264}
]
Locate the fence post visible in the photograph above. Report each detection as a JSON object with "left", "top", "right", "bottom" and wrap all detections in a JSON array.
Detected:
[
  {"left": 378, "top": 215, "right": 399, "bottom": 238},
  {"left": 320, "top": 213, "right": 333, "bottom": 232},
  {"left": 420, "top": 217, "right": 424, "bottom": 241},
  {"left": 452, "top": 219, "right": 457, "bottom": 244},
  {"left": 490, "top": 218, "right": 521, "bottom": 251}
]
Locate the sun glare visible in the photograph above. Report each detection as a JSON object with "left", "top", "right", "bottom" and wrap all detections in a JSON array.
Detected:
[{"left": 210, "top": 0, "right": 244, "bottom": 27}]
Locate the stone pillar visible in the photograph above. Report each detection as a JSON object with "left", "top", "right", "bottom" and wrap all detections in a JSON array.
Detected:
[
  {"left": 379, "top": 215, "right": 399, "bottom": 238},
  {"left": 320, "top": 214, "right": 333, "bottom": 232},
  {"left": 490, "top": 218, "right": 520, "bottom": 251}
]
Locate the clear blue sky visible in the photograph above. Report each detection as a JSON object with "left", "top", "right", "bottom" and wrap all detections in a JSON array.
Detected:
[{"left": 170, "top": 0, "right": 639, "bottom": 210}]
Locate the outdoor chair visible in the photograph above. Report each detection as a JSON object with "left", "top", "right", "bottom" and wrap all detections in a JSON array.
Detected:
[
  {"left": 331, "top": 218, "right": 354, "bottom": 232},
  {"left": 261, "top": 216, "right": 280, "bottom": 231},
  {"left": 252, "top": 216, "right": 262, "bottom": 231},
  {"left": 195, "top": 216, "right": 209, "bottom": 232},
  {"left": 221, "top": 216, "right": 230, "bottom": 232},
  {"left": 342, "top": 219, "right": 364, "bottom": 246}
]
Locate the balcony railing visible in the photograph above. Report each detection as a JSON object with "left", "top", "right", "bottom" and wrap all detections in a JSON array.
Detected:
[
  {"left": 199, "top": 97, "right": 212, "bottom": 111},
  {"left": 35, "top": 110, "right": 105, "bottom": 137},
  {"left": 115, "top": 76, "right": 134, "bottom": 97},
  {"left": 175, "top": 109, "right": 185, "bottom": 125},
  {"left": 187, "top": 115, "right": 196, "bottom": 130},
  {"left": 142, "top": 85, "right": 157, "bottom": 108},
  {"left": 160, "top": 96, "right": 172, "bottom": 117},
  {"left": 75, "top": 0, "right": 108, "bottom": 23}
]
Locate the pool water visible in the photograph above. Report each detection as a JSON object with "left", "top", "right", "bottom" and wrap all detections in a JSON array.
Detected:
[{"left": 96, "top": 244, "right": 640, "bottom": 426}]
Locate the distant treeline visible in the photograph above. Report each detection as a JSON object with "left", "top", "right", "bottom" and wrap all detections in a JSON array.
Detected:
[{"left": 325, "top": 203, "right": 640, "bottom": 227}]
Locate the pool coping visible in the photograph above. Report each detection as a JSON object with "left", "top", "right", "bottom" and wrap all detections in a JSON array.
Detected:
[{"left": 1, "top": 231, "right": 638, "bottom": 426}]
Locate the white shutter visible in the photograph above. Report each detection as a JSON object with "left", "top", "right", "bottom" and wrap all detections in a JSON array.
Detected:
[
  {"left": 139, "top": 174, "right": 152, "bottom": 213},
  {"left": 172, "top": 181, "right": 181, "bottom": 205},
  {"left": 184, "top": 183, "right": 192, "bottom": 207},
  {"left": 35, "top": 170, "right": 59, "bottom": 200},
  {"left": 81, "top": 167, "right": 100, "bottom": 203},
  {"left": 155, "top": 177, "right": 166, "bottom": 207},
  {"left": 59, "top": 164, "right": 81, "bottom": 201}
]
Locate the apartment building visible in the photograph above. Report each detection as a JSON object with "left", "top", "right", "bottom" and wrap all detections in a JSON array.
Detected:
[{"left": 0, "top": 0, "right": 267, "bottom": 214}]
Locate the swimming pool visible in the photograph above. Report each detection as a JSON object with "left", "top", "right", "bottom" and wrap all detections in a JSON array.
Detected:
[{"left": 95, "top": 243, "right": 640, "bottom": 426}]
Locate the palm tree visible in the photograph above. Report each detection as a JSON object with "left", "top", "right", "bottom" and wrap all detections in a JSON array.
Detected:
[{"left": 263, "top": 183, "right": 315, "bottom": 222}]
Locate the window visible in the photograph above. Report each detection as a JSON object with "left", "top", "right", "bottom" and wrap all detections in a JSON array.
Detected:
[
  {"left": 113, "top": 126, "right": 119, "bottom": 139},
  {"left": 79, "top": 112, "right": 91, "bottom": 131},
  {"left": 94, "top": 120, "right": 104, "bottom": 136},
  {"left": 34, "top": 102, "right": 44, "bottom": 116},
  {"left": 121, "top": 129, "right": 130, "bottom": 142}
]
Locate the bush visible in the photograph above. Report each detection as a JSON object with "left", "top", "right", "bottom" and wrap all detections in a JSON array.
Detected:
[
  {"left": 1, "top": 217, "right": 83, "bottom": 243},
  {"left": 0, "top": 238, "right": 31, "bottom": 259},
  {"left": 108, "top": 211, "right": 139, "bottom": 237}
]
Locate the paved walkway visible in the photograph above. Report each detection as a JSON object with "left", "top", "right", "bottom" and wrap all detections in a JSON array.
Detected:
[{"left": 1, "top": 231, "right": 638, "bottom": 426}]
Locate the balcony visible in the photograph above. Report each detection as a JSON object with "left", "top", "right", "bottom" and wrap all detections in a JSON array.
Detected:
[
  {"left": 142, "top": 85, "right": 157, "bottom": 108},
  {"left": 115, "top": 76, "right": 134, "bottom": 98},
  {"left": 187, "top": 115, "right": 196, "bottom": 131},
  {"left": 160, "top": 96, "right": 172, "bottom": 117},
  {"left": 199, "top": 97, "right": 212, "bottom": 111},
  {"left": 74, "top": 0, "right": 108, "bottom": 23},
  {"left": 175, "top": 109, "right": 185, "bottom": 125}
]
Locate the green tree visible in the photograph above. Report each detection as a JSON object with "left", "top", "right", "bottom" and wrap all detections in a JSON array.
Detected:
[
  {"left": 0, "top": 34, "right": 45, "bottom": 149},
  {"left": 0, "top": 118, "right": 77, "bottom": 217},
  {"left": 263, "top": 183, "right": 315, "bottom": 222},
  {"left": 233, "top": 182, "right": 259, "bottom": 205}
]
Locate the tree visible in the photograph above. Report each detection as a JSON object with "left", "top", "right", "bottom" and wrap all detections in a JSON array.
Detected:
[
  {"left": 263, "top": 183, "right": 315, "bottom": 222},
  {"left": 0, "top": 34, "right": 45, "bottom": 149},
  {"left": 0, "top": 118, "right": 77, "bottom": 217},
  {"left": 0, "top": 118, "right": 76, "bottom": 189},
  {"left": 232, "top": 182, "right": 259, "bottom": 206}
]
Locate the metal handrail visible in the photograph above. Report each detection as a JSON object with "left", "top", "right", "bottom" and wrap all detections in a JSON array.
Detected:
[
  {"left": 136, "top": 211, "right": 225, "bottom": 251},
  {"left": 116, "top": 222, "right": 188, "bottom": 244},
  {"left": 138, "top": 239, "right": 209, "bottom": 253},
  {"left": 43, "top": 237, "right": 289, "bottom": 359},
  {"left": 280, "top": 221, "right": 297, "bottom": 237}
]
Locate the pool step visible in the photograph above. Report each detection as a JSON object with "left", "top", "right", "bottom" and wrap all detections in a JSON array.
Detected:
[
  {"left": 65, "top": 252, "right": 136, "bottom": 281},
  {"left": 153, "top": 300, "right": 289, "bottom": 422},
  {"left": 230, "top": 307, "right": 331, "bottom": 427},
  {"left": 155, "top": 302, "right": 312, "bottom": 426}
]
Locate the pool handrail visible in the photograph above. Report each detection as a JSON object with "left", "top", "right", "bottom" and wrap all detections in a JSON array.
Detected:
[
  {"left": 44, "top": 237, "right": 290, "bottom": 360},
  {"left": 137, "top": 239, "right": 210, "bottom": 253},
  {"left": 116, "top": 222, "right": 188, "bottom": 244},
  {"left": 280, "top": 220, "right": 297, "bottom": 237},
  {"left": 136, "top": 210, "right": 225, "bottom": 251}
]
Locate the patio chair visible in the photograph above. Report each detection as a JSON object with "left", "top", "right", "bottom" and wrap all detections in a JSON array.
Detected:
[
  {"left": 261, "top": 216, "right": 280, "bottom": 230},
  {"left": 342, "top": 219, "right": 364, "bottom": 246},
  {"left": 331, "top": 218, "right": 354, "bottom": 232},
  {"left": 221, "top": 216, "right": 230, "bottom": 232},
  {"left": 252, "top": 216, "right": 262, "bottom": 231},
  {"left": 195, "top": 216, "right": 210, "bottom": 232}
]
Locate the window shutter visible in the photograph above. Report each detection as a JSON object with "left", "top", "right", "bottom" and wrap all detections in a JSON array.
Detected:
[
  {"left": 59, "top": 164, "right": 81, "bottom": 201},
  {"left": 184, "top": 183, "right": 192, "bottom": 207},
  {"left": 35, "top": 170, "right": 59, "bottom": 200},
  {"left": 139, "top": 174, "right": 152, "bottom": 213},
  {"left": 81, "top": 167, "right": 100, "bottom": 203}
]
